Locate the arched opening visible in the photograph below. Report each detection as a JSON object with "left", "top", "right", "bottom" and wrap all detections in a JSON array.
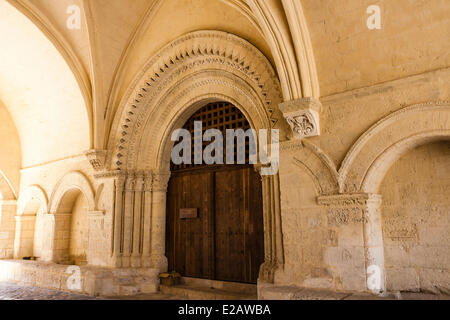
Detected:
[
  {"left": 165, "top": 101, "right": 265, "bottom": 284},
  {"left": 14, "top": 198, "right": 43, "bottom": 260},
  {"left": 53, "top": 189, "right": 89, "bottom": 266},
  {"left": 0, "top": 173, "right": 16, "bottom": 259},
  {"left": 380, "top": 140, "right": 450, "bottom": 293}
]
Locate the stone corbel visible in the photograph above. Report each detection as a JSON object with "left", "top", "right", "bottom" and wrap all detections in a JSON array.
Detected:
[
  {"left": 279, "top": 98, "right": 322, "bottom": 139},
  {"left": 85, "top": 149, "right": 108, "bottom": 172}
]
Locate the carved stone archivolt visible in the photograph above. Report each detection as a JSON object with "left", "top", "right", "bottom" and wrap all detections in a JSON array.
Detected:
[
  {"left": 105, "top": 31, "right": 286, "bottom": 280},
  {"left": 107, "top": 30, "right": 287, "bottom": 172}
]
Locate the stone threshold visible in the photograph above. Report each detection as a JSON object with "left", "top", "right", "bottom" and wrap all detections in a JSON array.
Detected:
[{"left": 160, "top": 277, "right": 257, "bottom": 300}]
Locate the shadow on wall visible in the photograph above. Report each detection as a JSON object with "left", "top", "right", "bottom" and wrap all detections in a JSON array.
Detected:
[
  {"left": 52, "top": 189, "right": 89, "bottom": 266},
  {"left": 380, "top": 140, "right": 450, "bottom": 294}
]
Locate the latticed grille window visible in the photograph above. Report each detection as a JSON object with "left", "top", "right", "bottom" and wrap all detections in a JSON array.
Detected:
[{"left": 171, "top": 102, "right": 252, "bottom": 171}]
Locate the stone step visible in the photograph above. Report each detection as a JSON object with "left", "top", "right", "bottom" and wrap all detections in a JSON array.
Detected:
[
  {"left": 160, "top": 284, "right": 257, "bottom": 300},
  {"left": 119, "top": 284, "right": 141, "bottom": 296}
]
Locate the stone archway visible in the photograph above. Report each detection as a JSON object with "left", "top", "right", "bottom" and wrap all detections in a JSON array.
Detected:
[
  {"left": 14, "top": 185, "right": 48, "bottom": 260},
  {"left": 106, "top": 31, "right": 287, "bottom": 285},
  {"left": 317, "top": 101, "right": 450, "bottom": 293},
  {"left": 165, "top": 101, "right": 265, "bottom": 284},
  {"left": 45, "top": 171, "right": 96, "bottom": 264}
]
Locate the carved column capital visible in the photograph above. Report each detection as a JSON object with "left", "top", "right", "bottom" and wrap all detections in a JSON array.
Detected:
[
  {"left": 85, "top": 149, "right": 108, "bottom": 171},
  {"left": 134, "top": 171, "right": 146, "bottom": 192},
  {"left": 279, "top": 97, "right": 322, "bottom": 139},
  {"left": 152, "top": 171, "right": 171, "bottom": 192},
  {"left": 125, "top": 173, "right": 136, "bottom": 191},
  {"left": 143, "top": 173, "right": 153, "bottom": 192}
]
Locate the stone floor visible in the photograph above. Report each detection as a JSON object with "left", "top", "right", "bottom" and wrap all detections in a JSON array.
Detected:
[
  {"left": 1, "top": 282, "right": 450, "bottom": 300},
  {"left": 0, "top": 282, "right": 182, "bottom": 300}
]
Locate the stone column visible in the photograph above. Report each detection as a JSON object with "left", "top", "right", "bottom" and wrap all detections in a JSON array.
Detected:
[
  {"left": 255, "top": 165, "right": 284, "bottom": 283},
  {"left": 122, "top": 173, "right": 136, "bottom": 267},
  {"left": 112, "top": 174, "right": 125, "bottom": 267},
  {"left": 131, "top": 173, "right": 145, "bottom": 267},
  {"left": 87, "top": 211, "right": 105, "bottom": 266},
  {"left": 317, "top": 193, "right": 385, "bottom": 293},
  {"left": 13, "top": 215, "right": 36, "bottom": 259},
  {"left": 52, "top": 213, "right": 71, "bottom": 264},
  {"left": 141, "top": 174, "right": 153, "bottom": 267},
  {"left": 149, "top": 171, "right": 170, "bottom": 272}
]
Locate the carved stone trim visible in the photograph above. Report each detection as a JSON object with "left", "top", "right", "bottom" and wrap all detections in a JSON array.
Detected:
[
  {"left": 152, "top": 172, "right": 171, "bottom": 192},
  {"left": 85, "top": 149, "right": 107, "bottom": 171},
  {"left": 317, "top": 193, "right": 382, "bottom": 207},
  {"left": 279, "top": 97, "right": 322, "bottom": 139}
]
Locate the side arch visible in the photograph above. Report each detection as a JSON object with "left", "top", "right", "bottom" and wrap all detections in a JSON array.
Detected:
[
  {"left": 17, "top": 185, "right": 48, "bottom": 216},
  {"left": 290, "top": 140, "right": 339, "bottom": 195},
  {"left": 340, "top": 101, "right": 450, "bottom": 193},
  {"left": 49, "top": 171, "right": 95, "bottom": 214}
]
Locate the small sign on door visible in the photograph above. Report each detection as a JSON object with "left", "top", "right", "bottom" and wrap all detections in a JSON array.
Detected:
[{"left": 180, "top": 208, "right": 198, "bottom": 219}]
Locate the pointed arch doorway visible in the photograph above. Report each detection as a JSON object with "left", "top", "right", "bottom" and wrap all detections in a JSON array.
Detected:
[{"left": 166, "top": 102, "right": 264, "bottom": 284}]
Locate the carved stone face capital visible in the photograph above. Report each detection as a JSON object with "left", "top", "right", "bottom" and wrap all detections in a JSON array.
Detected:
[
  {"left": 85, "top": 149, "right": 108, "bottom": 171},
  {"left": 279, "top": 98, "right": 321, "bottom": 140}
]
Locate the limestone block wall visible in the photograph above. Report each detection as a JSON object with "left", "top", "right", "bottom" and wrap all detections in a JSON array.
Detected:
[
  {"left": 69, "top": 194, "right": 89, "bottom": 265},
  {"left": 302, "top": 0, "right": 450, "bottom": 96},
  {"left": 0, "top": 176, "right": 16, "bottom": 259},
  {"left": 380, "top": 141, "right": 450, "bottom": 294},
  {"left": 0, "top": 202, "right": 16, "bottom": 259},
  {"left": 275, "top": 66, "right": 449, "bottom": 293},
  {"left": 18, "top": 155, "right": 114, "bottom": 267}
]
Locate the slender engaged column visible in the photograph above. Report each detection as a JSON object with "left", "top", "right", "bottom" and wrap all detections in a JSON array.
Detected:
[
  {"left": 13, "top": 215, "right": 36, "bottom": 259},
  {"left": 122, "top": 174, "right": 136, "bottom": 267},
  {"left": 141, "top": 174, "right": 153, "bottom": 267},
  {"left": 149, "top": 172, "right": 170, "bottom": 272},
  {"left": 131, "top": 173, "right": 145, "bottom": 267},
  {"left": 112, "top": 175, "right": 125, "bottom": 267}
]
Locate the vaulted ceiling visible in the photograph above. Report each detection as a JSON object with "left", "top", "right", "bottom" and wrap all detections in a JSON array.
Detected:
[{"left": 0, "top": 0, "right": 448, "bottom": 192}]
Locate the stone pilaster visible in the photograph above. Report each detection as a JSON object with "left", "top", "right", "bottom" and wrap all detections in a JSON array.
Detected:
[
  {"left": 254, "top": 165, "right": 284, "bottom": 283},
  {"left": 13, "top": 215, "right": 36, "bottom": 259},
  {"left": 131, "top": 172, "right": 145, "bottom": 267},
  {"left": 141, "top": 174, "right": 153, "bottom": 267},
  {"left": 317, "top": 193, "right": 385, "bottom": 293},
  {"left": 112, "top": 174, "right": 125, "bottom": 267},
  {"left": 149, "top": 172, "right": 170, "bottom": 272}
]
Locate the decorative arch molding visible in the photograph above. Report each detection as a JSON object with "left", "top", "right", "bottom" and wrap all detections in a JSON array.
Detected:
[
  {"left": 16, "top": 185, "right": 48, "bottom": 216},
  {"left": 0, "top": 169, "right": 17, "bottom": 200},
  {"left": 339, "top": 101, "right": 450, "bottom": 194},
  {"left": 105, "top": 31, "right": 285, "bottom": 280},
  {"left": 245, "top": 0, "right": 319, "bottom": 100},
  {"left": 290, "top": 140, "right": 339, "bottom": 195},
  {"left": 48, "top": 171, "right": 96, "bottom": 214},
  {"left": 108, "top": 30, "right": 287, "bottom": 171}
]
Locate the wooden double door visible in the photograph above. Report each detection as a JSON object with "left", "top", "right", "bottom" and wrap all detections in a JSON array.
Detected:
[{"left": 166, "top": 165, "right": 264, "bottom": 284}]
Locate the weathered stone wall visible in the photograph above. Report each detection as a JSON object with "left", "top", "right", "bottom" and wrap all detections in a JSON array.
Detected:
[
  {"left": 69, "top": 194, "right": 89, "bottom": 265},
  {"left": 380, "top": 141, "right": 450, "bottom": 294},
  {"left": 302, "top": 0, "right": 450, "bottom": 96},
  {"left": 0, "top": 176, "right": 16, "bottom": 259}
]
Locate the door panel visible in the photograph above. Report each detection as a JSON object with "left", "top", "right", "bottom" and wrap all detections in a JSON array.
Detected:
[
  {"left": 167, "top": 171, "right": 214, "bottom": 279},
  {"left": 166, "top": 166, "right": 264, "bottom": 283}
]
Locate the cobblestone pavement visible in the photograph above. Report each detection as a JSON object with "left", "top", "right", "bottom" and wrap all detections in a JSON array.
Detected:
[
  {"left": 0, "top": 282, "right": 183, "bottom": 300},
  {"left": 0, "top": 282, "right": 99, "bottom": 300}
]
